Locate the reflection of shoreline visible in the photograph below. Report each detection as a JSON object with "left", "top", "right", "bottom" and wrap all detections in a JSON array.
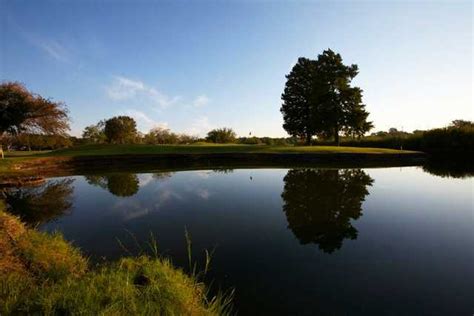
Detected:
[
  {"left": 1, "top": 152, "right": 425, "bottom": 180},
  {"left": 422, "top": 158, "right": 474, "bottom": 179},
  {"left": 282, "top": 169, "right": 373, "bottom": 253}
]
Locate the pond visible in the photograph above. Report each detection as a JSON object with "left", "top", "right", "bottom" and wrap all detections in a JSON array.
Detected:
[{"left": 3, "top": 166, "right": 473, "bottom": 315}]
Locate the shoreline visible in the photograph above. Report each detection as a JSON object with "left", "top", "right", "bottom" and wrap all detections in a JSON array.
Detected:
[{"left": 0, "top": 151, "right": 426, "bottom": 183}]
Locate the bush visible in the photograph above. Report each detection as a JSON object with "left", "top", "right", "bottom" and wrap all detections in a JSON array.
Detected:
[
  {"left": 3, "top": 134, "right": 73, "bottom": 150},
  {"left": 313, "top": 122, "right": 474, "bottom": 155},
  {"left": 144, "top": 127, "right": 198, "bottom": 145},
  {"left": 238, "top": 137, "right": 262, "bottom": 145},
  {"left": 206, "top": 128, "right": 236, "bottom": 143},
  {"left": 421, "top": 126, "right": 474, "bottom": 154}
]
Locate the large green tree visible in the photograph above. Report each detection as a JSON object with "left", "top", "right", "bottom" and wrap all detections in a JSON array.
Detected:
[
  {"left": 281, "top": 49, "right": 372, "bottom": 145},
  {"left": 0, "top": 82, "right": 70, "bottom": 136},
  {"left": 104, "top": 116, "right": 138, "bottom": 144}
]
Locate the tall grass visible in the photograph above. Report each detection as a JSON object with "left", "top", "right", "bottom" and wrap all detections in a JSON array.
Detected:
[{"left": 0, "top": 208, "right": 233, "bottom": 315}]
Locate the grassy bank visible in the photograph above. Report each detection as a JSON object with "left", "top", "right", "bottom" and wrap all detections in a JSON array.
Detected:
[
  {"left": 0, "top": 205, "right": 231, "bottom": 315},
  {"left": 0, "top": 144, "right": 423, "bottom": 177},
  {"left": 25, "top": 143, "right": 418, "bottom": 156}
]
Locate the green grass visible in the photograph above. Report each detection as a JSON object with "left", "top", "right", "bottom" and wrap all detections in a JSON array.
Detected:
[
  {"left": 0, "top": 208, "right": 232, "bottom": 315},
  {"left": 0, "top": 143, "right": 421, "bottom": 176},
  {"left": 3, "top": 150, "right": 51, "bottom": 157},
  {"left": 6, "top": 143, "right": 418, "bottom": 158}
]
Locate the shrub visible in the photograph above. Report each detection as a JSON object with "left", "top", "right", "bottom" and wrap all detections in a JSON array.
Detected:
[{"left": 206, "top": 128, "right": 236, "bottom": 144}]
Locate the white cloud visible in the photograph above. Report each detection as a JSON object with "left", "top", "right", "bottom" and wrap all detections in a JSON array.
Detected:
[
  {"left": 106, "top": 76, "right": 181, "bottom": 108},
  {"left": 185, "top": 116, "right": 213, "bottom": 137},
  {"left": 107, "top": 77, "right": 145, "bottom": 100},
  {"left": 119, "top": 109, "right": 168, "bottom": 132},
  {"left": 148, "top": 88, "right": 181, "bottom": 109},
  {"left": 196, "top": 188, "right": 210, "bottom": 200},
  {"left": 106, "top": 76, "right": 213, "bottom": 111},
  {"left": 138, "top": 174, "right": 154, "bottom": 188},
  {"left": 194, "top": 171, "right": 211, "bottom": 179},
  {"left": 193, "top": 95, "right": 210, "bottom": 107}
]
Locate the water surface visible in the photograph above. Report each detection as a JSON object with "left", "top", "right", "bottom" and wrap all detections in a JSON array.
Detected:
[{"left": 4, "top": 166, "right": 473, "bottom": 315}]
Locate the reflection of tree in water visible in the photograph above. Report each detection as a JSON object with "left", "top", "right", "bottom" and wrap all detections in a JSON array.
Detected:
[
  {"left": 2, "top": 178, "right": 74, "bottom": 226},
  {"left": 422, "top": 159, "right": 474, "bottom": 179},
  {"left": 85, "top": 173, "right": 139, "bottom": 197},
  {"left": 281, "top": 169, "right": 373, "bottom": 253}
]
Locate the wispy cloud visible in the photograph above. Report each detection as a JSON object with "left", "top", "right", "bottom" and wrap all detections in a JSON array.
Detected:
[
  {"left": 8, "top": 17, "right": 71, "bottom": 63},
  {"left": 106, "top": 76, "right": 181, "bottom": 108},
  {"left": 107, "top": 77, "right": 145, "bottom": 100},
  {"left": 106, "top": 76, "right": 213, "bottom": 111},
  {"left": 193, "top": 95, "right": 210, "bottom": 107},
  {"left": 38, "top": 39, "right": 70, "bottom": 62}
]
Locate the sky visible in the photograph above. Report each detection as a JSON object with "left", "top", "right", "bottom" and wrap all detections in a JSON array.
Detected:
[{"left": 1, "top": 0, "right": 472, "bottom": 137}]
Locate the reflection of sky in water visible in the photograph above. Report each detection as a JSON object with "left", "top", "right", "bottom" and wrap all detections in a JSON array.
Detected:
[{"left": 38, "top": 167, "right": 473, "bottom": 315}]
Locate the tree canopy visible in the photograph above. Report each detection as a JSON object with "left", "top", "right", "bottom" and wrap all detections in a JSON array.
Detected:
[
  {"left": 104, "top": 116, "right": 138, "bottom": 144},
  {"left": 82, "top": 120, "right": 106, "bottom": 144},
  {"left": 281, "top": 49, "right": 372, "bottom": 145},
  {"left": 0, "top": 82, "right": 70, "bottom": 137}
]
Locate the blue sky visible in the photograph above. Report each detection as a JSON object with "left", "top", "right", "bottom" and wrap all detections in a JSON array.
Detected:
[{"left": 1, "top": 0, "right": 472, "bottom": 137}]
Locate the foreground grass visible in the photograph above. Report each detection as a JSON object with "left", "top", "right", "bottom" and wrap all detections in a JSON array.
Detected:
[
  {"left": 0, "top": 206, "right": 231, "bottom": 315},
  {"left": 5, "top": 143, "right": 417, "bottom": 158}
]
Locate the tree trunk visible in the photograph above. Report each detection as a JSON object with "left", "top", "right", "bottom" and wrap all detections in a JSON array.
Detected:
[
  {"left": 306, "top": 133, "right": 312, "bottom": 146},
  {"left": 334, "top": 128, "right": 340, "bottom": 146}
]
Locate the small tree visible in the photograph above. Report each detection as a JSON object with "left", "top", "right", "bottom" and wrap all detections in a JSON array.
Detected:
[
  {"left": 0, "top": 82, "right": 70, "bottom": 156},
  {"left": 104, "top": 116, "right": 138, "bottom": 144},
  {"left": 0, "top": 82, "right": 70, "bottom": 136},
  {"left": 144, "top": 127, "right": 179, "bottom": 144},
  {"left": 206, "top": 128, "right": 236, "bottom": 143},
  {"left": 82, "top": 120, "right": 106, "bottom": 144}
]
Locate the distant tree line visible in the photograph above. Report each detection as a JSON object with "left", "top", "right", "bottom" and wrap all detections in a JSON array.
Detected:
[
  {"left": 314, "top": 120, "right": 474, "bottom": 154},
  {"left": 82, "top": 116, "right": 200, "bottom": 145},
  {"left": 1, "top": 80, "right": 472, "bottom": 155},
  {"left": 81, "top": 118, "right": 303, "bottom": 146}
]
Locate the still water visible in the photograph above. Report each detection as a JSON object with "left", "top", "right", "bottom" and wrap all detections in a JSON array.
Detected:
[{"left": 4, "top": 166, "right": 473, "bottom": 315}]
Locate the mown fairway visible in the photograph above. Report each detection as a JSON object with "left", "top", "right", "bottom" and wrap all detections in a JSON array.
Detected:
[{"left": 4, "top": 143, "right": 419, "bottom": 158}]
